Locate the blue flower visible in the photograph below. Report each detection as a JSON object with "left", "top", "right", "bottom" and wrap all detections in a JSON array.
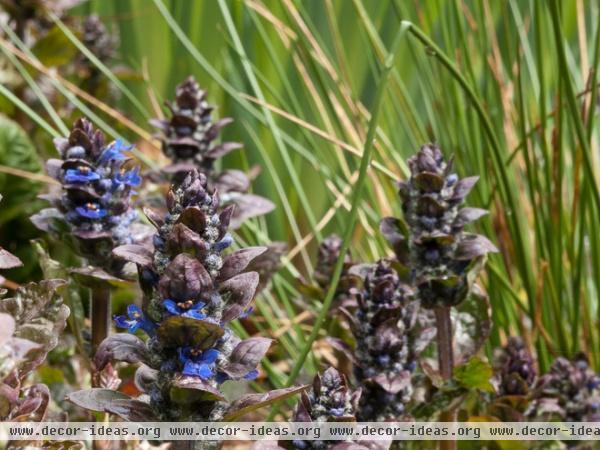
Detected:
[
  {"left": 97, "top": 139, "right": 130, "bottom": 164},
  {"left": 114, "top": 167, "right": 142, "bottom": 188},
  {"left": 163, "top": 299, "right": 207, "bottom": 319},
  {"left": 239, "top": 307, "right": 254, "bottom": 319},
  {"left": 64, "top": 167, "right": 101, "bottom": 183},
  {"left": 243, "top": 369, "right": 259, "bottom": 381},
  {"left": 213, "top": 233, "right": 233, "bottom": 252},
  {"left": 329, "top": 407, "right": 345, "bottom": 417},
  {"left": 179, "top": 347, "right": 220, "bottom": 379},
  {"left": 75, "top": 203, "right": 107, "bottom": 219},
  {"left": 114, "top": 304, "right": 156, "bottom": 335}
]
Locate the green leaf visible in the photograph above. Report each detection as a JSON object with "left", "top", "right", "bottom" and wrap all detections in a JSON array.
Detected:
[
  {"left": 0, "top": 115, "right": 41, "bottom": 213},
  {"left": 454, "top": 357, "right": 494, "bottom": 393},
  {"left": 0, "top": 116, "right": 42, "bottom": 280}
]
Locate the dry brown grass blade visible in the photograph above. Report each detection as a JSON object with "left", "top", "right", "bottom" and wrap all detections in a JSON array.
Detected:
[
  {"left": 0, "top": 39, "right": 156, "bottom": 145},
  {"left": 0, "top": 165, "right": 59, "bottom": 185},
  {"left": 240, "top": 93, "right": 398, "bottom": 179},
  {"left": 292, "top": 53, "right": 352, "bottom": 180}
]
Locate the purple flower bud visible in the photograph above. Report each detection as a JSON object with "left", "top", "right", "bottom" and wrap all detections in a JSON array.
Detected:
[
  {"left": 399, "top": 144, "right": 498, "bottom": 308},
  {"left": 33, "top": 119, "right": 141, "bottom": 274}
]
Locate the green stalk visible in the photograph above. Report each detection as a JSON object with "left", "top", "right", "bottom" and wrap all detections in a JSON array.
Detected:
[
  {"left": 217, "top": 0, "right": 322, "bottom": 269},
  {"left": 547, "top": 0, "right": 600, "bottom": 213},
  {"left": 0, "top": 84, "right": 59, "bottom": 138},
  {"left": 266, "top": 22, "right": 409, "bottom": 420},
  {"left": 400, "top": 20, "right": 535, "bottom": 306}
]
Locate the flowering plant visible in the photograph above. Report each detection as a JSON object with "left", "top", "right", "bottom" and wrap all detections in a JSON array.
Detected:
[
  {"left": 151, "top": 76, "right": 275, "bottom": 229},
  {"left": 67, "top": 170, "right": 303, "bottom": 422},
  {"left": 32, "top": 118, "right": 142, "bottom": 278}
]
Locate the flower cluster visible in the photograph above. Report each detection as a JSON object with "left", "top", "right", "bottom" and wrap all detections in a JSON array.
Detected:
[
  {"left": 527, "top": 356, "right": 600, "bottom": 422},
  {"left": 32, "top": 118, "right": 141, "bottom": 275},
  {"left": 73, "top": 14, "right": 118, "bottom": 96},
  {"left": 79, "top": 15, "right": 116, "bottom": 67},
  {"left": 151, "top": 76, "right": 274, "bottom": 228},
  {"left": 386, "top": 143, "right": 498, "bottom": 308},
  {"left": 347, "top": 260, "right": 424, "bottom": 421},
  {"left": 493, "top": 337, "right": 536, "bottom": 396},
  {"left": 89, "top": 170, "right": 272, "bottom": 420},
  {"left": 289, "top": 368, "right": 361, "bottom": 450}
]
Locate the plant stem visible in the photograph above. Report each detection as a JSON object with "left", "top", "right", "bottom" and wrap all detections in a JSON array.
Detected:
[
  {"left": 435, "top": 306, "right": 456, "bottom": 450},
  {"left": 91, "top": 284, "right": 110, "bottom": 355}
]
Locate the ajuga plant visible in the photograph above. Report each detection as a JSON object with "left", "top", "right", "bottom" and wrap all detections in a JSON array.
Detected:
[
  {"left": 0, "top": 0, "right": 77, "bottom": 41},
  {"left": 314, "top": 235, "right": 348, "bottom": 289},
  {"left": 351, "top": 261, "right": 422, "bottom": 421},
  {"left": 67, "top": 170, "right": 303, "bottom": 429},
  {"left": 70, "top": 14, "right": 119, "bottom": 100},
  {"left": 0, "top": 279, "right": 68, "bottom": 424},
  {"left": 31, "top": 118, "right": 142, "bottom": 349},
  {"left": 381, "top": 144, "right": 497, "bottom": 390},
  {"left": 282, "top": 368, "right": 361, "bottom": 450},
  {"left": 526, "top": 355, "right": 600, "bottom": 423},
  {"left": 276, "top": 368, "right": 390, "bottom": 450},
  {"left": 151, "top": 76, "right": 275, "bottom": 229},
  {"left": 342, "top": 259, "right": 434, "bottom": 422},
  {"left": 301, "top": 234, "right": 360, "bottom": 315},
  {"left": 493, "top": 337, "right": 537, "bottom": 397},
  {"left": 309, "top": 233, "right": 433, "bottom": 422},
  {"left": 313, "top": 235, "right": 356, "bottom": 310}
]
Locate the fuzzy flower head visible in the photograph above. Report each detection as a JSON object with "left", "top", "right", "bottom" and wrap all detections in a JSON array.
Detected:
[
  {"left": 151, "top": 76, "right": 276, "bottom": 229},
  {"left": 527, "top": 355, "right": 600, "bottom": 422},
  {"left": 290, "top": 368, "right": 360, "bottom": 450},
  {"left": 312, "top": 234, "right": 358, "bottom": 311},
  {"left": 106, "top": 169, "right": 270, "bottom": 420},
  {"left": 494, "top": 337, "right": 536, "bottom": 396},
  {"left": 151, "top": 76, "right": 241, "bottom": 175},
  {"left": 32, "top": 118, "right": 140, "bottom": 272},
  {"left": 349, "top": 260, "right": 424, "bottom": 421},
  {"left": 80, "top": 15, "right": 117, "bottom": 66},
  {"left": 383, "top": 144, "right": 498, "bottom": 308}
]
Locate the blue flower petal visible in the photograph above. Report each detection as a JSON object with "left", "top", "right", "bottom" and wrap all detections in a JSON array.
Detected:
[
  {"left": 64, "top": 169, "right": 100, "bottom": 183},
  {"left": 127, "top": 304, "right": 143, "bottom": 317},
  {"left": 163, "top": 299, "right": 179, "bottom": 315},
  {"left": 139, "top": 318, "right": 156, "bottom": 335},
  {"left": 97, "top": 140, "right": 133, "bottom": 165},
  {"left": 329, "top": 407, "right": 345, "bottom": 417},
  {"left": 183, "top": 361, "right": 214, "bottom": 379},
  {"left": 114, "top": 315, "right": 131, "bottom": 329},
  {"left": 114, "top": 168, "right": 141, "bottom": 187},
  {"left": 200, "top": 348, "right": 220, "bottom": 364},
  {"left": 178, "top": 347, "right": 191, "bottom": 364},
  {"left": 239, "top": 307, "right": 254, "bottom": 319},
  {"left": 184, "top": 310, "right": 207, "bottom": 320},
  {"left": 213, "top": 234, "right": 233, "bottom": 252},
  {"left": 243, "top": 369, "right": 259, "bottom": 381}
]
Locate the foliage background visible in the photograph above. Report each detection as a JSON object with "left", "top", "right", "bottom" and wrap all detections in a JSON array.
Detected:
[{"left": 0, "top": 0, "right": 599, "bottom": 392}]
